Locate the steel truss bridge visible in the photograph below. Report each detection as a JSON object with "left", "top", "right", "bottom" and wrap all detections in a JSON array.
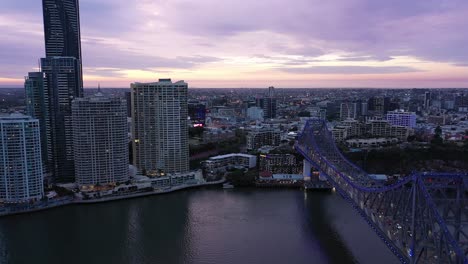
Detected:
[{"left": 295, "top": 119, "right": 468, "bottom": 264}]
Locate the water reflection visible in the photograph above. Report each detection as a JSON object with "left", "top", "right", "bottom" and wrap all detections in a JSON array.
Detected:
[{"left": 0, "top": 188, "right": 398, "bottom": 264}]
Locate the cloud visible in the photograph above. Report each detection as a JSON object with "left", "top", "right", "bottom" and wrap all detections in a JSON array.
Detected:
[
  {"left": 279, "top": 66, "right": 422, "bottom": 75},
  {"left": 1, "top": 0, "right": 468, "bottom": 87}
]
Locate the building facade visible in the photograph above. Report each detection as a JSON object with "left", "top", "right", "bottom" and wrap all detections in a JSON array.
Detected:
[
  {"left": 131, "top": 79, "right": 189, "bottom": 175},
  {"left": 72, "top": 92, "right": 129, "bottom": 186},
  {"left": 202, "top": 153, "right": 257, "bottom": 175},
  {"left": 0, "top": 114, "right": 44, "bottom": 203},
  {"left": 386, "top": 110, "right": 416, "bottom": 128},
  {"left": 42, "top": 0, "right": 83, "bottom": 89},
  {"left": 246, "top": 128, "right": 281, "bottom": 150},
  {"left": 41, "top": 56, "right": 82, "bottom": 182},
  {"left": 259, "top": 154, "right": 302, "bottom": 176},
  {"left": 256, "top": 87, "right": 277, "bottom": 119},
  {"left": 25, "top": 72, "right": 48, "bottom": 161}
]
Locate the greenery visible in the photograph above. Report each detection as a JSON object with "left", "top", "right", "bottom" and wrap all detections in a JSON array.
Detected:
[
  {"left": 189, "top": 126, "right": 205, "bottom": 138},
  {"left": 343, "top": 142, "right": 468, "bottom": 175},
  {"left": 226, "top": 169, "right": 258, "bottom": 187},
  {"left": 297, "top": 111, "right": 311, "bottom": 117}
]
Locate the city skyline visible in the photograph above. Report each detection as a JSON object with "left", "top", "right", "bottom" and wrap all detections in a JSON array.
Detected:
[{"left": 1, "top": 0, "right": 468, "bottom": 88}]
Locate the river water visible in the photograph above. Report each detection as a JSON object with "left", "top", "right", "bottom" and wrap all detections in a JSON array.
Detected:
[{"left": 0, "top": 188, "right": 398, "bottom": 264}]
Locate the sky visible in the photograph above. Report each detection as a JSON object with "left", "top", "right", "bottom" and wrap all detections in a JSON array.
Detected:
[{"left": 1, "top": 0, "right": 468, "bottom": 88}]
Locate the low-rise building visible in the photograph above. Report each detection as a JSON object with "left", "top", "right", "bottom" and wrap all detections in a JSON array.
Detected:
[
  {"left": 346, "top": 138, "right": 399, "bottom": 148},
  {"left": 259, "top": 154, "right": 302, "bottom": 176},
  {"left": 202, "top": 153, "right": 257, "bottom": 176},
  {"left": 246, "top": 127, "right": 281, "bottom": 150}
]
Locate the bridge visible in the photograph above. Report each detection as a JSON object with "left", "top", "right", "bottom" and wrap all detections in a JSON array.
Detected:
[{"left": 295, "top": 119, "right": 468, "bottom": 264}]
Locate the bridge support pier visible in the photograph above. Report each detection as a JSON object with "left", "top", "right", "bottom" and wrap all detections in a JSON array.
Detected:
[{"left": 303, "top": 159, "right": 312, "bottom": 181}]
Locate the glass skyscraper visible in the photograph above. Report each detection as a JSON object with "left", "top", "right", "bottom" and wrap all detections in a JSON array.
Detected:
[
  {"left": 24, "top": 0, "right": 84, "bottom": 182},
  {"left": 25, "top": 72, "right": 48, "bottom": 162},
  {"left": 42, "top": 0, "right": 83, "bottom": 89},
  {"left": 40, "top": 57, "right": 82, "bottom": 182}
]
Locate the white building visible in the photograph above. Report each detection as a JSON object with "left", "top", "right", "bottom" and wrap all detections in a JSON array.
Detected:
[
  {"left": 386, "top": 110, "right": 416, "bottom": 128},
  {"left": 0, "top": 113, "right": 44, "bottom": 203},
  {"left": 72, "top": 92, "right": 129, "bottom": 186},
  {"left": 202, "top": 153, "right": 257, "bottom": 174},
  {"left": 131, "top": 79, "right": 189, "bottom": 175}
]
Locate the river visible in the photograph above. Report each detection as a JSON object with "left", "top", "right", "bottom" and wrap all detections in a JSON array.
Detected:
[{"left": 0, "top": 187, "right": 398, "bottom": 264}]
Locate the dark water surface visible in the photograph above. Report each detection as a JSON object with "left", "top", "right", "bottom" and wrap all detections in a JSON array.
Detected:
[{"left": 0, "top": 188, "right": 398, "bottom": 264}]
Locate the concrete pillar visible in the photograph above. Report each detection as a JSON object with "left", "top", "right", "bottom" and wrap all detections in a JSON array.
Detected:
[
  {"left": 303, "top": 159, "right": 312, "bottom": 181},
  {"left": 319, "top": 172, "right": 327, "bottom": 181}
]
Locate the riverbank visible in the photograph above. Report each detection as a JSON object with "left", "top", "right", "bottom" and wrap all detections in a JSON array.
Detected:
[{"left": 0, "top": 179, "right": 225, "bottom": 217}]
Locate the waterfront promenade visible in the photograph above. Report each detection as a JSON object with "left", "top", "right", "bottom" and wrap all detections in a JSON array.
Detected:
[{"left": 0, "top": 180, "right": 225, "bottom": 217}]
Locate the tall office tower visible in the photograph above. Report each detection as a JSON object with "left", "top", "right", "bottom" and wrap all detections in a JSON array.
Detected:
[
  {"left": 0, "top": 113, "right": 44, "bottom": 203},
  {"left": 72, "top": 92, "right": 129, "bottom": 186},
  {"left": 424, "top": 92, "right": 431, "bottom": 109},
  {"left": 42, "top": 0, "right": 83, "bottom": 89},
  {"left": 256, "top": 86, "right": 278, "bottom": 119},
  {"left": 25, "top": 72, "right": 48, "bottom": 162},
  {"left": 41, "top": 57, "right": 82, "bottom": 182},
  {"left": 131, "top": 79, "right": 189, "bottom": 175}
]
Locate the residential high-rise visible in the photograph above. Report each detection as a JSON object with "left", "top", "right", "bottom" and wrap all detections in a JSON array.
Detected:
[
  {"left": 42, "top": 0, "right": 83, "bottom": 89},
  {"left": 72, "top": 91, "right": 129, "bottom": 186},
  {"left": 25, "top": 72, "right": 48, "bottom": 161},
  {"left": 131, "top": 79, "right": 189, "bottom": 175},
  {"left": 0, "top": 113, "right": 44, "bottom": 203},
  {"left": 41, "top": 56, "right": 82, "bottom": 182}
]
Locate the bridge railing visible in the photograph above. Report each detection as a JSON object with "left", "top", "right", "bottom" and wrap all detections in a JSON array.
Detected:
[{"left": 295, "top": 118, "right": 467, "bottom": 264}]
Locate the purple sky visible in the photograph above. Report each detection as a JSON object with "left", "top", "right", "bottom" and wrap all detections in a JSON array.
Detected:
[{"left": 1, "top": 0, "right": 468, "bottom": 88}]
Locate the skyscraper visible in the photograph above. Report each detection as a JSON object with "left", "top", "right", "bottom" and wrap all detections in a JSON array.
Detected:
[
  {"left": 25, "top": 72, "right": 48, "bottom": 162},
  {"left": 131, "top": 79, "right": 189, "bottom": 175},
  {"left": 41, "top": 56, "right": 82, "bottom": 181},
  {"left": 0, "top": 113, "right": 44, "bottom": 203},
  {"left": 42, "top": 0, "right": 83, "bottom": 89},
  {"left": 72, "top": 92, "right": 129, "bottom": 186},
  {"left": 256, "top": 86, "right": 277, "bottom": 119},
  {"left": 33, "top": 0, "right": 84, "bottom": 182},
  {"left": 424, "top": 92, "right": 431, "bottom": 109}
]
